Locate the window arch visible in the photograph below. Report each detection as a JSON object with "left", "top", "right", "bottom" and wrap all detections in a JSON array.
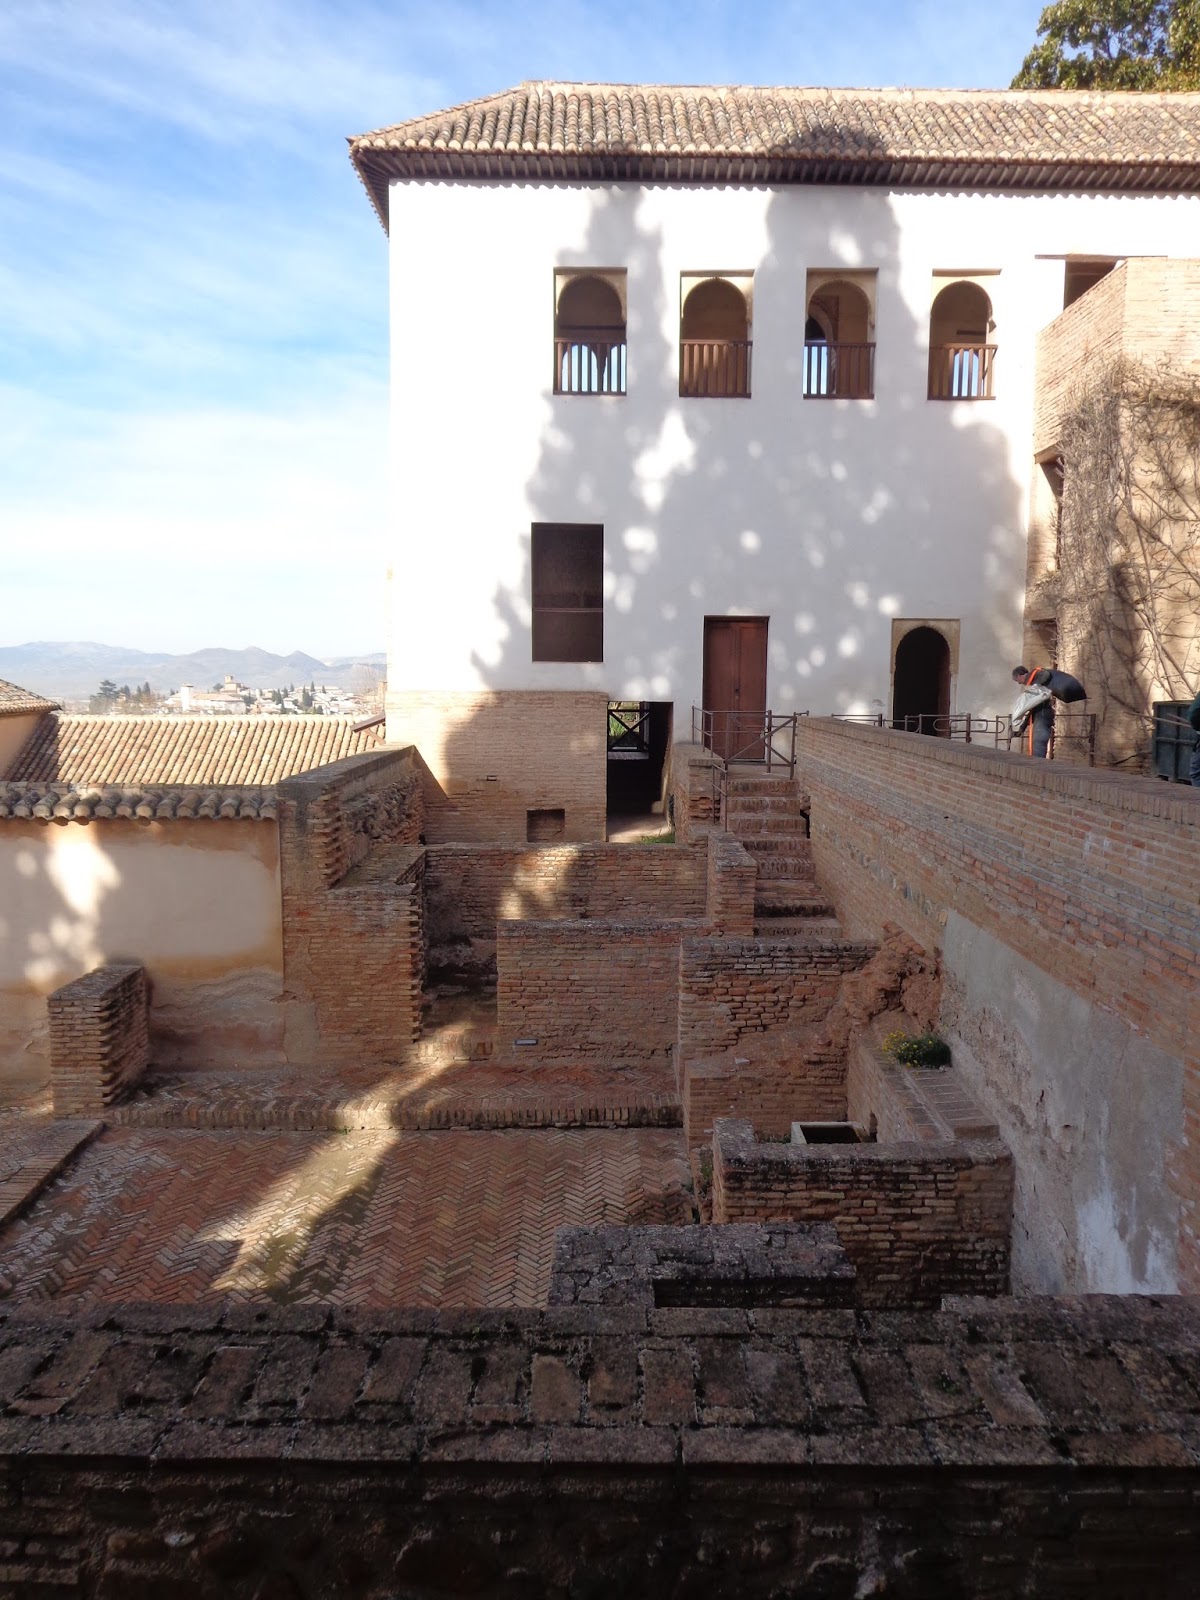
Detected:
[
  {"left": 679, "top": 276, "right": 751, "bottom": 397},
  {"left": 554, "top": 271, "right": 626, "bottom": 395},
  {"left": 928, "top": 280, "right": 996, "bottom": 400},
  {"left": 803, "top": 277, "right": 874, "bottom": 398}
]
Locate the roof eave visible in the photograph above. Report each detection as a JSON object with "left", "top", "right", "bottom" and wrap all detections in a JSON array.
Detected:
[{"left": 348, "top": 144, "right": 1200, "bottom": 231}]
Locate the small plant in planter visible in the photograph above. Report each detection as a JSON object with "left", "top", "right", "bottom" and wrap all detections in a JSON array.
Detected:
[{"left": 880, "top": 1029, "right": 951, "bottom": 1068}]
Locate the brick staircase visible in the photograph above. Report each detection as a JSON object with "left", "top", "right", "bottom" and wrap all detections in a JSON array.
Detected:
[{"left": 722, "top": 770, "right": 838, "bottom": 935}]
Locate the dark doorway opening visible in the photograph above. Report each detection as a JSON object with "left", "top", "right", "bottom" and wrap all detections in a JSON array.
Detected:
[
  {"left": 702, "top": 617, "right": 769, "bottom": 760},
  {"left": 606, "top": 701, "right": 673, "bottom": 833},
  {"left": 892, "top": 626, "right": 951, "bottom": 735}
]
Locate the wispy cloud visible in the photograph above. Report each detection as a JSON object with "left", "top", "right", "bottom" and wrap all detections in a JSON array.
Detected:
[{"left": 0, "top": 0, "right": 1045, "bottom": 656}]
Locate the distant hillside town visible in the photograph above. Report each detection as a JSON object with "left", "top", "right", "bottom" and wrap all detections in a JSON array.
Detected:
[{"left": 85, "top": 670, "right": 384, "bottom": 719}]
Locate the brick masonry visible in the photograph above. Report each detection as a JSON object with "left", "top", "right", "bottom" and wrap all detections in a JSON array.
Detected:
[
  {"left": 47, "top": 963, "right": 149, "bottom": 1117},
  {"left": 0, "top": 1296, "right": 1196, "bottom": 1596},
  {"left": 669, "top": 741, "right": 722, "bottom": 845},
  {"left": 425, "top": 840, "right": 707, "bottom": 981},
  {"left": 496, "top": 919, "right": 703, "bottom": 1065},
  {"left": 277, "top": 750, "right": 427, "bottom": 1068},
  {"left": 387, "top": 688, "right": 609, "bottom": 843},
  {"left": 796, "top": 715, "right": 1200, "bottom": 1289},
  {"left": 712, "top": 1116, "right": 1013, "bottom": 1306}
]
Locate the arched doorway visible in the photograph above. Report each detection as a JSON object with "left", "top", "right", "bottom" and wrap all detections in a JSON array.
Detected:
[{"left": 892, "top": 626, "right": 951, "bottom": 735}]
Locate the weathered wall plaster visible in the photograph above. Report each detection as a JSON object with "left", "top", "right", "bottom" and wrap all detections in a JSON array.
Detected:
[
  {"left": 0, "top": 819, "right": 284, "bottom": 1079},
  {"left": 940, "top": 910, "right": 1181, "bottom": 1294}
]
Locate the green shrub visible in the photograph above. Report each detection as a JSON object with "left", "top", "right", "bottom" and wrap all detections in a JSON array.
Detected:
[{"left": 880, "top": 1029, "right": 951, "bottom": 1068}]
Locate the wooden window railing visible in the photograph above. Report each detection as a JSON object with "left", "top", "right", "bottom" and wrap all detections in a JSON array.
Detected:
[
  {"left": 679, "top": 339, "right": 752, "bottom": 398},
  {"left": 928, "top": 343, "right": 997, "bottom": 400},
  {"left": 554, "top": 331, "right": 627, "bottom": 395},
  {"left": 803, "top": 341, "right": 876, "bottom": 399}
]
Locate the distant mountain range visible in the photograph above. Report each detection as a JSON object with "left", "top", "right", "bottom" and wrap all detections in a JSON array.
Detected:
[{"left": 0, "top": 642, "right": 387, "bottom": 702}]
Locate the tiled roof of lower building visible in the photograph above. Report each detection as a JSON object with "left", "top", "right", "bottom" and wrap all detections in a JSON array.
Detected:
[
  {"left": 0, "top": 678, "right": 59, "bottom": 716},
  {"left": 351, "top": 82, "right": 1200, "bottom": 228},
  {"left": 6, "top": 713, "right": 386, "bottom": 787},
  {"left": 0, "top": 783, "right": 275, "bottom": 822}
]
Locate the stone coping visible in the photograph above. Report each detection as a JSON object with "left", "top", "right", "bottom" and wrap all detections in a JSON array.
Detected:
[
  {"left": 799, "top": 716, "right": 1200, "bottom": 823},
  {"left": 0, "top": 1295, "right": 1196, "bottom": 1470}
]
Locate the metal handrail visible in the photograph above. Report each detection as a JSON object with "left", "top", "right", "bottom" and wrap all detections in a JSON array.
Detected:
[{"left": 691, "top": 708, "right": 802, "bottom": 773}]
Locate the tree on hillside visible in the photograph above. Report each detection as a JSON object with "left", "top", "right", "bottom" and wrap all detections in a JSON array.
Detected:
[{"left": 1013, "top": 0, "right": 1200, "bottom": 88}]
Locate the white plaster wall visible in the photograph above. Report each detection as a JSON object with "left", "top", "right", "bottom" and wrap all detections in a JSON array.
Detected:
[
  {"left": 940, "top": 911, "right": 1182, "bottom": 1294},
  {"left": 0, "top": 820, "right": 285, "bottom": 1076},
  {"left": 387, "top": 181, "right": 1200, "bottom": 719}
]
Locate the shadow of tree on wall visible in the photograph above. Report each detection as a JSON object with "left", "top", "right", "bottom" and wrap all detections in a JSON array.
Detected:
[{"left": 441, "top": 132, "right": 1025, "bottom": 827}]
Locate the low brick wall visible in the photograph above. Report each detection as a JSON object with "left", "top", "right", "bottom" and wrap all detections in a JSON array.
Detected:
[
  {"left": 425, "top": 842, "right": 707, "bottom": 981},
  {"left": 0, "top": 1298, "right": 1197, "bottom": 1596},
  {"left": 683, "top": 1044, "right": 847, "bottom": 1146},
  {"left": 848, "top": 1023, "right": 1000, "bottom": 1143},
  {"left": 705, "top": 831, "right": 756, "bottom": 936},
  {"left": 678, "top": 936, "right": 876, "bottom": 1061},
  {"left": 711, "top": 1117, "right": 1013, "bottom": 1306},
  {"left": 796, "top": 714, "right": 1200, "bottom": 1294},
  {"left": 47, "top": 962, "right": 149, "bottom": 1117},
  {"left": 668, "top": 740, "right": 721, "bottom": 844},
  {"left": 496, "top": 918, "right": 702, "bottom": 1065},
  {"left": 278, "top": 750, "right": 427, "bottom": 1067}
]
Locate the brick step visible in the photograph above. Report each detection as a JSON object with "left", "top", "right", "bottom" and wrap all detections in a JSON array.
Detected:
[
  {"left": 727, "top": 816, "right": 809, "bottom": 836},
  {"left": 750, "top": 855, "right": 817, "bottom": 881},
  {"left": 740, "top": 836, "right": 815, "bottom": 857},
  {"left": 113, "top": 1074, "right": 681, "bottom": 1132},
  {"left": 754, "top": 890, "right": 836, "bottom": 917},
  {"left": 752, "top": 916, "right": 843, "bottom": 939},
  {"left": 726, "top": 775, "right": 798, "bottom": 796},
  {"left": 725, "top": 795, "right": 806, "bottom": 816}
]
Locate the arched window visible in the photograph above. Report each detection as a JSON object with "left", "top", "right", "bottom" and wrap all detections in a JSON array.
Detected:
[
  {"left": 928, "top": 281, "right": 996, "bottom": 400},
  {"left": 679, "top": 277, "right": 751, "bottom": 397},
  {"left": 803, "top": 279, "right": 874, "bottom": 399},
  {"left": 554, "top": 272, "right": 626, "bottom": 395}
]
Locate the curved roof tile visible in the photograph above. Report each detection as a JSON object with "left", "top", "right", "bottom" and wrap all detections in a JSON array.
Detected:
[{"left": 350, "top": 82, "right": 1200, "bottom": 229}]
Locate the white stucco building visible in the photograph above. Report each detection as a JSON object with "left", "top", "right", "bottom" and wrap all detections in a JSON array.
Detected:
[{"left": 350, "top": 83, "right": 1200, "bottom": 840}]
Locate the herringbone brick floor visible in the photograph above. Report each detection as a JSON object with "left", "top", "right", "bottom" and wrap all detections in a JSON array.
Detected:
[{"left": 0, "top": 1126, "right": 693, "bottom": 1308}]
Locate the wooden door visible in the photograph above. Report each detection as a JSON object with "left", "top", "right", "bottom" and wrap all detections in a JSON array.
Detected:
[{"left": 702, "top": 617, "right": 768, "bottom": 760}]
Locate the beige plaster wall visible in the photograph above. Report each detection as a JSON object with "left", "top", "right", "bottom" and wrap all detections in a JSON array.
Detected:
[
  {"left": 0, "top": 819, "right": 284, "bottom": 1083},
  {"left": 0, "top": 714, "right": 42, "bottom": 778}
]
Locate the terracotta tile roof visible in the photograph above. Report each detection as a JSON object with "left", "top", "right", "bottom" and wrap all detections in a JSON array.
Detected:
[
  {"left": 0, "top": 678, "right": 59, "bottom": 716},
  {"left": 0, "top": 782, "right": 275, "bottom": 823},
  {"left": 351, "top": 82, "right": 1200, "bottom": 227},
  {"left": 6, "top": 714, "right": 386, "bottom": 787}
]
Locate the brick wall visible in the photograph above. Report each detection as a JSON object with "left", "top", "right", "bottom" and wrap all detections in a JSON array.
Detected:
[
  {"left": 47, "top": 963, "right": 149, "bottom": 1117},
  {"left": 1, "top": 1298, "right": 1198, "bottom": 1596},
  {"left": 668, "top": 741, "right": 721, "bottom": 844},
  {"left": 425, "top": 841, "right": 706, "bottom": 980},
  {"left": 712, "top": 1117, "right": 1013, "bottom": 1306},
  {"left": 1034, "top": 259, "right": 1200, "bottom": 455},
  {"left": 705, "top": 832, "right": 756, "bottom": 935},
  {"left": 387, "top": 689, "right": 608, "bottom": 843},
  {"left": 678, "top": 936, "right": 876, "bottom": 1061},
  {"left": 278, "top": 750, "right": 427, "bottom": 1067},
  {"left": 496, "top": 918, "right": 703, "bottom": 1065},
  {"left": 683, "top": 1047, "right": 847, "bottom": 1145},
  {"left": 797, "top": 715, "right": 1200, "bottom": 1290}
]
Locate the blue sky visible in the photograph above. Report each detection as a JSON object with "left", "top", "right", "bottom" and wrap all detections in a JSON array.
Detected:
[{"left": 1, "top": 0, "right": 1046, "bottom": 657}]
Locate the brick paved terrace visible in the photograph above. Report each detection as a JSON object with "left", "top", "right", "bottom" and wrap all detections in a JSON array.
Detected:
[{"left": 0, "top": 1123, "right": 694, "bottom": 1309}]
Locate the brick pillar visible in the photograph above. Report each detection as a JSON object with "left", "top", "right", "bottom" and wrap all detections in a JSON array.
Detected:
[{"left": 48, "top": 963, "right": 149, "bottom": 1118}]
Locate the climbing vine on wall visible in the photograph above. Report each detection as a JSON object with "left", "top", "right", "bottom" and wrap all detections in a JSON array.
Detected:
[{"left": 1034, "top": 358, "right": 1200, "bottom": 764}]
